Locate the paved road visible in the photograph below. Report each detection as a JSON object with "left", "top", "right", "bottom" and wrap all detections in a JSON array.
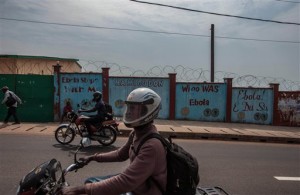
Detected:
[{"left": 1, "top": 135, "right": 299, "bottom": 195}]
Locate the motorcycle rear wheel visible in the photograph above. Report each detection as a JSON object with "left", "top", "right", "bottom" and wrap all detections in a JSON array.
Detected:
[
  {"left": 98, "top": 126, "right": 117, "bottom": 146},
  {"left": 55, "top": 126, "right": 76, "bottom": 144}
]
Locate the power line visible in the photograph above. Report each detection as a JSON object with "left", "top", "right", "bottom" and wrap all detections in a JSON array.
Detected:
[
  {"left": 0, "top": 17, "right": 210, "bottom": 37},
  {"left": 274, "top": 0, "right": 300, "bottom": 3},
  {"left": 129, "top": 0, "right": 300, "bottom": 26},
  {"left": 0, "top": 17, "right": 299, "bottom": 44},
  {"left": 216, "top": 35, "right": 299, "bottom": 43}
]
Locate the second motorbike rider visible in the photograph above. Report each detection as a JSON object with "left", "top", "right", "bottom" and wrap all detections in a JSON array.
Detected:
[{"left": 79, "top": 91, "right": 106, "bottom": 136}]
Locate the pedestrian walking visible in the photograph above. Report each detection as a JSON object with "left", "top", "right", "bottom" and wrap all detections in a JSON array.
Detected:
[{"left": 1, "top": 86, "right": 22, "bottom": 124}]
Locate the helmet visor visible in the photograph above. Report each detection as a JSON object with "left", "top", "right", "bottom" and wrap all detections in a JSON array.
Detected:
[{"left": 124, "top": 103, "right": 148, "bottom": 123}]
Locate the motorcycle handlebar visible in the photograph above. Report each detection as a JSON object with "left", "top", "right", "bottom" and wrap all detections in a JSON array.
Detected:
[
  {"left": 65, "top": 143, "right": 87, "bottom": 174},
  {"left": 65, "top": 160, "right": 86, "bottom": 173}
]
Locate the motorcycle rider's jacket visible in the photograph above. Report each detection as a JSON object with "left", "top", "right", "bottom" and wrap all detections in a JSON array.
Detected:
[
  {"left": 95, "top": 100, "right": 106, "bottom": 118},
  {"left": 85, "top": 123, "right": 167, "bottom": 195}
]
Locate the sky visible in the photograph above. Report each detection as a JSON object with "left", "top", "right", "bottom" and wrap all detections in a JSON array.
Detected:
[{"left": 0, "top": 0, "right": 299, "bottom": 85}]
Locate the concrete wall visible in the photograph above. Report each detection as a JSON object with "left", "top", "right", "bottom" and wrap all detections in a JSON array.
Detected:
[
  {"left": 53, "top": 72, "right": 102, "bottom": 120},
  {"left": 231, "top": 88, "right": 274, "bottom": 124},
  {"left": 4, "top": 65, "right": 298, "bottom": 126},
  {"left": 175, "top": 83, "right": 227, "bottom": 121},
  {"left": 277, "top": 92, "right": 300, "bottom": 126}
]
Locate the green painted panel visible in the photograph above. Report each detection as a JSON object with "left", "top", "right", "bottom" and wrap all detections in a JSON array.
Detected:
[{"left": 0, "top": 74, "right": 54, "bottom": 122}]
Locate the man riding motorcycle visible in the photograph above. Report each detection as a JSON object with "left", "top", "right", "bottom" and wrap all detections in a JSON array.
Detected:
[{"left": 78, "top": 91, "right": 106, "bottom": 136}]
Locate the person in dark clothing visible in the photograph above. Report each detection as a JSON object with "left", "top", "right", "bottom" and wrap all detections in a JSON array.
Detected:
[
  {"left": 1, "top": 86, "right": 22, "bottom": 125},
  {"left": 78, "top": 91, "right": 106, "bottom": 135}
]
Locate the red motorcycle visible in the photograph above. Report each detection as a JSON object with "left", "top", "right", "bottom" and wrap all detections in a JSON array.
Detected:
[{"left": 54, "top": 111, "right": 120, "bottom": 146}]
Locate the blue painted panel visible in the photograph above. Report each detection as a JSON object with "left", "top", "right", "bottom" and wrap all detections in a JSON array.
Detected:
[
  {"left": 59, "top": 73, "right": 102, "bottom": 114},
  {"left": 109, "top": 77, "right": 170, "bottom": 119},
  {"left": 175, "top": 83, "right": 227, "bottom": 121},
  {"left": 231, "top": 88, "right": 273, "bottom": 124}
]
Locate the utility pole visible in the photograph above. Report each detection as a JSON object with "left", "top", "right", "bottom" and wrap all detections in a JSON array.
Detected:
[{"left": 211, "top": 24, "right": 215, "bottom": 82}]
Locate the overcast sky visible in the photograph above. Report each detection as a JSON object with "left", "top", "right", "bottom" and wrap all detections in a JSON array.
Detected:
[{"left": 0, "top": 0, "right": 299, "bottom": 83}]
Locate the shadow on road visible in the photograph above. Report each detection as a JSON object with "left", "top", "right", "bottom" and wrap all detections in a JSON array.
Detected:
[{"left": 52, "top": 143, "right": 119, "bottom": 156}]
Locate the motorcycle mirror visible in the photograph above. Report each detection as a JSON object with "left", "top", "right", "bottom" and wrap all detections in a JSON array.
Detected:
[
  {"left": 81, "top": 137, "right": 91, "bottom": 148},
  {"left": 74, "top": 138, "right": 91, "bottom": 163}
]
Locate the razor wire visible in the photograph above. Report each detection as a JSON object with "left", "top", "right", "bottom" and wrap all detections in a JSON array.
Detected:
[{"left": 79, "top": 60, "right": 299, "bottom": 91}]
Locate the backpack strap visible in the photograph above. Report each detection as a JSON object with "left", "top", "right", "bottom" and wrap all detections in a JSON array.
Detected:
[
  {"left": 135, "top": 133, "right": 170, "bottom": 195},
  {"left": 135, "top": 133, "right": 170, "bottom": 155}
]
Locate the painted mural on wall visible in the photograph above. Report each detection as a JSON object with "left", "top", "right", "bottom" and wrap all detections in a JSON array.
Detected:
[
  {"left": 277, "top": 92, "right": 300, "bottom": 126},
  {"left": 108, "top": 77, "right": 170, "bottom": 119},
  {"left": 59, "top": 73, "right": 102, "bottom": 115},
  {"left": 231, "top": 88, "right": 273, "bottom": 124},
  {"left": 175, "top": 83, "right": 227, "bottom": 121}
]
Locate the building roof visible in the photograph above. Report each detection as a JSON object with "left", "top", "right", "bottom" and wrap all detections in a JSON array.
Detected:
[{"left": 0, "top": 54, "right": 79, "bottom": 62}]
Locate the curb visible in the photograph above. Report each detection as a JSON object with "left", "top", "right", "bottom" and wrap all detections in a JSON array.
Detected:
[{"left": 119, "top": 129, "right": 300, "bottom": 144}]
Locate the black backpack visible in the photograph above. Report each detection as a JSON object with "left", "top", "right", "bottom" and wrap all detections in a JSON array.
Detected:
[
  {"left": 5, "top": 92, "right": 17, "bottom": 107},
  {"left": 136, "top": 133, "right": 200, "bottom": 195},
  {"left": 104, "top": 102, "right": 113, "bottom": 114}
]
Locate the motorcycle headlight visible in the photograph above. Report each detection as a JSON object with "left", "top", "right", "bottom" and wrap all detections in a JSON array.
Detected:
[
  {"left": 17, "top": 159, "right": 63, "bottom": 195},
  {"left": 54, "top": 163, "right": 63, "bottom": 183}
]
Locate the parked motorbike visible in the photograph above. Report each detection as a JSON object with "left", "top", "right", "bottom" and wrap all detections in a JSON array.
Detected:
[
  {"left": 17, "top": 138, "right": 229, "bottom": 195},
  {"left": 54, "top": 110, "right": 120, "bottom": 146}
]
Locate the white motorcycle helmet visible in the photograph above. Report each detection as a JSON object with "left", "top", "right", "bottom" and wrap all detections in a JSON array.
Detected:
[{"left": 123, "top": 88, "right": 161, "bottom": 128}]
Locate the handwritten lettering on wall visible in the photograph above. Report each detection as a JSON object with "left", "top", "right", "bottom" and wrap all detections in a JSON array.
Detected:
[
  {"left": 60, "top": 74, "right": 102, "bottom": 112},
  {"left": 114, "top": 78, "right": 164, "bottom": 88},
  {"left": 109, "top": 77, "right": 169, "bottom": 118},
  {"left": 176, "top": 83, "right": 226, "bottom": 121},
  {"left": 181, "top": 84, "right": 219, "bottom": 106},
  {"left": 231, "top": 88, "right": 273, "bottom": 124},
  {"left": 61, "top": 76, "right": 99, "bottom": 93}
]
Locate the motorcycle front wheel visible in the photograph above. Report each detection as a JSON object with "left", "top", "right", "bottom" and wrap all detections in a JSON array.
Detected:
[
  {"left": 55, "top": 126, "right": 76, "bottom": 144},
  {"left": 98, "top": 126, "right": 117, "bottom": 146}
]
